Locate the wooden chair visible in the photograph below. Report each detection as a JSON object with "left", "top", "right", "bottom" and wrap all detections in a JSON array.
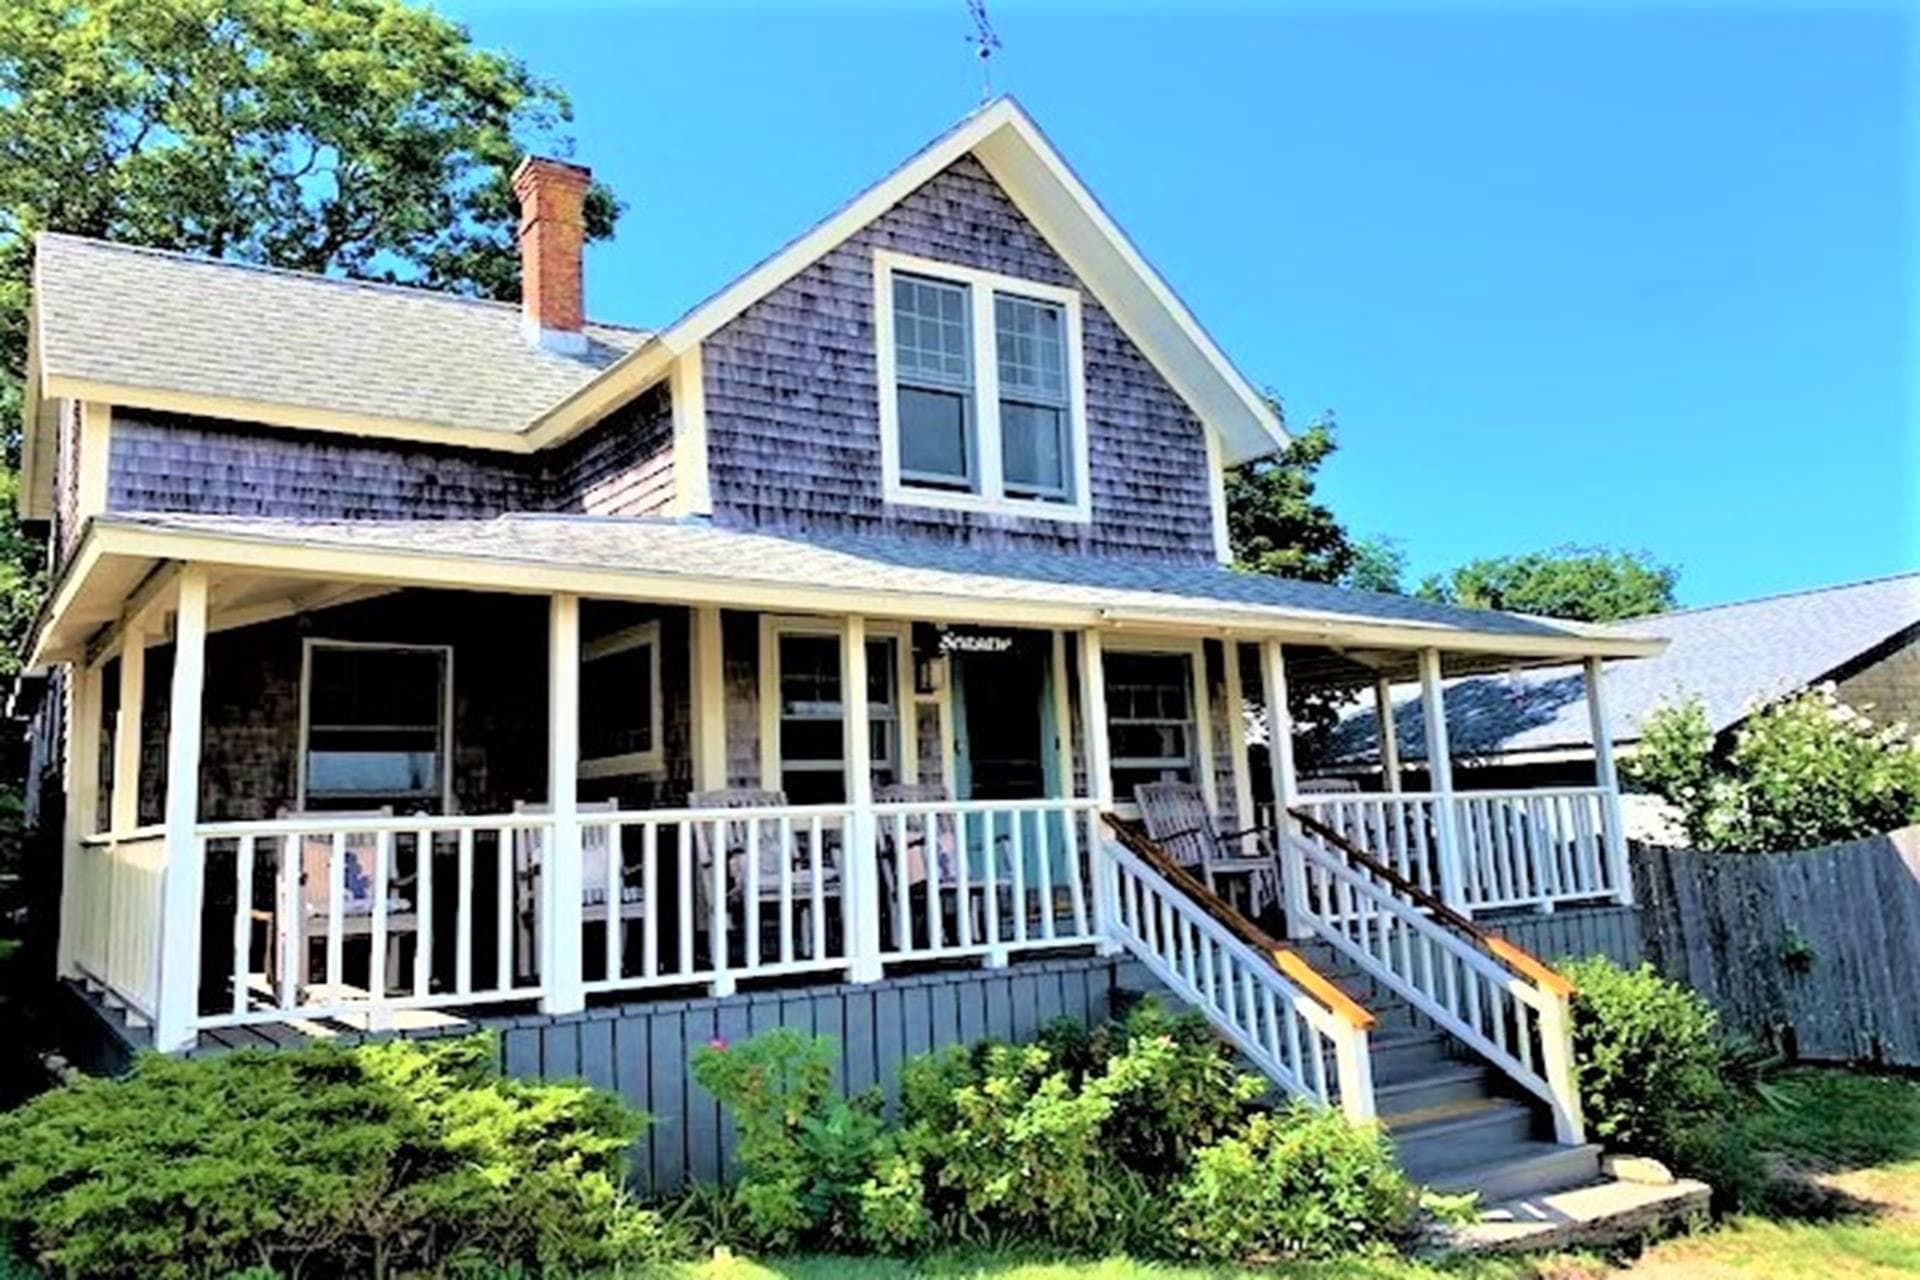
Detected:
[
  {"left": 276, "top": 808, "right": 415, "bottom": 996},
  {"left": 513, "top": 800, "right": 631, "bottom": 982},
  {"left": 1133, "top": 782, "right": 1278, "bottom": 915},
  {"left": 689, "top": 788, "right": 840, "bottom": 961},
  {"left": 873, "top": 782, "right": 1017, "bottom": 947}
]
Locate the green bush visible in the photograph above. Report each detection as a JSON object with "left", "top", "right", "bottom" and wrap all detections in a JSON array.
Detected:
[
  {"left": 1170, "top": 1103, "right": 1417, "bottom": 1262},
  {"left": 1563, "top": 956, "right": 1731, "bottom": 1153},
  {"left": 1630, "top": 685, "right": 1920, "bottom": 851},
  {"left": 0, "top": 1035, "right": 674, "bottom": 1279},
  {"left": 690, "top": 1028, "right": 926, "bottom": 1252}
]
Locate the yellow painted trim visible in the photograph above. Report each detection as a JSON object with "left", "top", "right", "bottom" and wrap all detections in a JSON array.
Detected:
[
  {"left": 43, "top": 376, "right": 542, "bottom": 455},
  {"left": 667, "top": 346, "right": 712, "bottom": 517},
  {"left": 76, "top": 401, "right": 111, "bottom": 520}
]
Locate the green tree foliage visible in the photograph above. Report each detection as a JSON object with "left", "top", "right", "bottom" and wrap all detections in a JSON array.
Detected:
[
  {"left": 1340, "top": 534, "right": 1408, "bottom": 595},
  {"left": 1224, "top": 417, "right": 1358, "bottom": 584},
  {"left": 1416, "top": 545, "right": 1677, "bottom": 621},
  {"left": 0, "top": 0, "right": 620, "bottom": 657},
  {"left": 1629, "top": 685, "right": 1920, "bottom": 852}
]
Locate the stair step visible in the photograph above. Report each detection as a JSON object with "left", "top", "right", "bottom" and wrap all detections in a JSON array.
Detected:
[
  {"left": 1414, "top": 1141, "right": 1605, "bottom": 1203},
  {"left": 1391, "top": 1099, "right": 1541, "bottom": 1177},
  {"left": 1373, "top": 1063, "right": 1497, "bottom": 1115},
  {"left": 1368, "top": 1030, "right": 1463, "bottom": 1082}
]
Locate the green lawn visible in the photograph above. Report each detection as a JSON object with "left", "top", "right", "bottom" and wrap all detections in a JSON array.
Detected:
[{"left": 674, "top": 1069, "right": 1920, "bottom": 1280}]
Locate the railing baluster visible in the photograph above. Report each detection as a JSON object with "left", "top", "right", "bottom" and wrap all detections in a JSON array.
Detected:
[
  {"left": 1010, "top": 814, "right": 1028, "bottom": 944},
  {"left": 708, "top": 819, "right": 728, "bottom": 980},
  {"left": 1034, "top": 811, "right": 1056, "bottom": 940},
  {"left": 923, "top": 810, "right": 943, "bottom": 953},
  {"left": 809, "top": 815, "right": 826, "bottom": 961},
  {"left": 677, "top": 820, "right": 694, "bottom": 975},
  {"left": 279, "top": 834, "right": 301, "bottom": 1012},
  {"left": 456, "top": 828, "right": 474, "bottom": 995},
  {"left": 496, "top": 826, "right": 513, "bottom": 991},
  {"left": 231, "top": 835, "right": 254, "bottom": 1016},
  {"left": 981, "top": 811, "right": 1000, "bottom": 950},
  {"left": 642, "top": 821, "right": 660, "bottom": 978},
  {"left": 744, "top": 815, "right": 762, "bottom": 969},
  {"left": 953, "top": 809, "right": 971, "bottom": 948},
  {"left": 892, "top": 811, "right": 910, "bottom": 952},
  {"left": 326, "top": 831, "right": 345, "bottom": 988},
  {"left": 604, "top": 821, "right": 623, "bottom": 982},
  {"left": 369, "top": 829, "right": 391, "bottom": 1004},
  {"left": 1063, "top": 806, "right": 1088, "bottom": 936},
  {"left": 414, "top": 832, "right": 434, "bottom": 999},
  {"left": 779, "top": 815, "right": 795, "bottom": 965}
]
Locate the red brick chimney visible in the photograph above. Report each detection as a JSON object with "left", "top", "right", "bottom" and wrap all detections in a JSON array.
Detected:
[{"left": 512, "top": 155, "right": 592, "bottom": 354}]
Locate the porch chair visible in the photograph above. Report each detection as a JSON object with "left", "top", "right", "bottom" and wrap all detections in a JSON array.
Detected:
[
  {"left": 512, "top": 800, "right": 633, "bottom": 982},
  {"left": 873, "top": 782, "right": 1015, "bottom": 949},
  {"left": 1132, "top": 781, "right": 1278, "bottom": 916},
  {"left": 277, "top": 808, "right": 416, "bottom": 998},
  {"left": 689, "top": 788, "right": 842, "bottom": 964}
]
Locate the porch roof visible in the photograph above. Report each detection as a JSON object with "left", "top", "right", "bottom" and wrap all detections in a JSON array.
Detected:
[{"left": 36, "top": 513, "right": 1665, "bottom": 675}]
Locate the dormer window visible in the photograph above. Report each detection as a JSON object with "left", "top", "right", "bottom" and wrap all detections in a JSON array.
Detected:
[{"left": 875, "top": 250, "right": 1090, "bottom": 521}]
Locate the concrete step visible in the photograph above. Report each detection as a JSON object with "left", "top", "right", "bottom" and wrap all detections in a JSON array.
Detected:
[
  {"left": 1430, "top": 1171, "right": 1712, "bottom": 1254},
  {"left": 1391, "top": 1098, "right": 1541, "bottom": 1179},
  {"left": 1373, "top": 1063, "right": 1498, "bottom": 1117},
  {"left": 1413, "top": 1140, "right": 1606, "bottom": 1204},
  {"left": 1368, "top": 1029, "right": 1465, "bottom": 1083}
]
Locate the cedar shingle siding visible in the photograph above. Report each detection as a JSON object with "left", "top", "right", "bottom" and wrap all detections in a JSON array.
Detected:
[
  {"left": 100, "top": 382, "right": 676, "bottom": 527},
  {"left": 701, "top": 156, "right": 1220, "bottom": 561}
]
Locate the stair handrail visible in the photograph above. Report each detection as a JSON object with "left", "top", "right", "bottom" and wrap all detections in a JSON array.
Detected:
[
  {"left": 1283, "top": 807, "right": 1586, "bottom": 1145},
  {"left": 1098, "top": 814, "right": 1377, "bottom": 1121},
  {"left": 1288, "top": 807, "right": 1574, "bottom": 998}
]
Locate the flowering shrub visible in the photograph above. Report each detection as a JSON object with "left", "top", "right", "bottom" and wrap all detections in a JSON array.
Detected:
[{"left": 1629, "top": 684, "right": 1920, "bottom": 852}]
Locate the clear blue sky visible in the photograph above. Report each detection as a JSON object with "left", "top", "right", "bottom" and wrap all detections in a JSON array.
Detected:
[{"left": 443, "top": 0, "right": 1915, "bottom": 608}]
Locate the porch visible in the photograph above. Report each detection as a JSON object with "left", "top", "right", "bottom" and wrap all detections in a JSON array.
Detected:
[{"left": 38, "top": 516, "right": 1652, "bottom": 1058}]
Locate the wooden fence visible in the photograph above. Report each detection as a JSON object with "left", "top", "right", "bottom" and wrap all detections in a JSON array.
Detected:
[{"left": 1632, "top": 828, "right": 1920, "bottom": 1067}]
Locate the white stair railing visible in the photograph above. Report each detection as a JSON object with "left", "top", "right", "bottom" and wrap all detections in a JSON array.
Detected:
[
  {"left": 1100, "top": 822, "right": 1377, "bottom": 1122},
  {"left": 1285, "top": 812, "right": 1585, "bottom": 1144}
]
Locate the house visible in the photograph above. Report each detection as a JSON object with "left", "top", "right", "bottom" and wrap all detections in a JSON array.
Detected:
[
  {"left": 17, "top": 99, "right": 1661, "bottom": 1195},
  {"left": 1311, "top": 573, "right": 1920, "bottom": 818}
]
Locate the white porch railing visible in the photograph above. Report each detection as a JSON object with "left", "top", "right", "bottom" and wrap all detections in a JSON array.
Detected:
[
  {"left": 1285, "top": 815, "right": 1585, "bottom": 1143},
  {"left": 177, "top": 798, "right": 1103, "bottom": 1038},
  {"left": 71, "top": 828, "right": 167, "bottom": 1021},
  {"left": 1294, "top": 787, "right": 1623, "bottom": 914}
]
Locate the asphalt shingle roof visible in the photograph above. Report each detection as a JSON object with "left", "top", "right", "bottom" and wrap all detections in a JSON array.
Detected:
[
  {"left": 1320, "top": 572, "right": 1920, "bottom": 765},
  {"left": 32, "top": 234, "right": 647, "bottom": 433},
  {"left": 99, "top": 511, "right": 1634, "bottom": 646}
]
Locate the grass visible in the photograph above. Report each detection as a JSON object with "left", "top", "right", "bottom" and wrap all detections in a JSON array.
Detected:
[{"left": 670, "top": 1069, "right": 1920, "bottom": 1280}]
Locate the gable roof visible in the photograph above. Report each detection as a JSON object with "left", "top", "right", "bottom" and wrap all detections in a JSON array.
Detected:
[
  {"left": 1318, "top": 572, "right": 1920, "bottom": 767},
  {"left": 33, "top": 511, "right": 1663, "bottom": 671}
]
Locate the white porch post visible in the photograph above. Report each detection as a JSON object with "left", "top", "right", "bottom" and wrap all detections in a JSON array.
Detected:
[
  {"left": 542, "top": 592, "right": 585, "bottom": 1014},
  {"left": 154, "top": 567, "right": 209, "bottom": 1052},
  {"left": 1223, "top": 641, "right": 1258, "bottom": 857},
  {"left": 842, "top": 614, "right": 884, "bottom": 982},
  {"left": 1076, "top": 629, "right": 1122, "bottom": 952},
  {"left": 56, "top": 660, "right": 106, "bottom": 977},
  {"left": 1418, "top": 648, "right": 1469, "bottom": 914},
  {"left": 1586, "top": 655, "right": 1634, "bottom": 906},
  {"left": 690, "top": 606, "right": 727, "bottom": 791},
  {"left": 1374, "top": 675, "right": 1402, "bottom": 793},
  {"left": 1259, "top": 639, "right": 1311, "bottom": 938},
  {"left": 111, "top": 628, "right": 147, "bottom": 834}
]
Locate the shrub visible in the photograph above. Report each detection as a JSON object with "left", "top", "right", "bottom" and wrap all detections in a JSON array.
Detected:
[
  {"left": 0, "top": 1035, "right": 673, "bottom": 1279},
  {"left": 1563, "top": 956, "right": 1731, "bottom": 1154},
  {"left": 1170, "top": 1103, "right": 1416, "bottom": 1262},
  {"left": 1630, "top": 685, "right": 1920, "bottom": 852},
  {"left": 690, "top": 1028, "right": 925, "bottom": 1252}
]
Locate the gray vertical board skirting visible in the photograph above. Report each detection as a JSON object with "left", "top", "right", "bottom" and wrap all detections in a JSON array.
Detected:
[
  {"left": 1480, "top": 904, "right": 1644, "bottom": 968},
  {"left": 1631, "top": 831, "right": 1920, "bottom": 1068}
]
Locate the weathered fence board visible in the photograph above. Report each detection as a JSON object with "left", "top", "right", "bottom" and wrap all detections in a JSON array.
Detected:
[
  {"left": 1483, "top": 904, "right": 1643, "bottom": 968},
  {"left": 1632, "top": 829, "right": 1920, "bottom": 1067}
]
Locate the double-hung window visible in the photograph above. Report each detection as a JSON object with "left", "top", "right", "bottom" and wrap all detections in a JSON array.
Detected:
[
  {"left": 877, "top": 251, "right": 1088, "bottom": 520},
  {"left": 768, "top": 627, "right": 901, "bottom": 805},
  {"left": 1105, "top": 651, "right": 1198, "bottom": 801},
  {"left": 578, "top": 621, "right": 664, "bottom": 779},
  {"left": 300, "top": 641, "right": 451, "bottom": 812}
]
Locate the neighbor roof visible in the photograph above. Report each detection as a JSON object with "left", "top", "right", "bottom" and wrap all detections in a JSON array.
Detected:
[
  {"left": 33, "top": 512, "right": 1664, "bottom": 670},
  {"left": 32, "top": 233, "right": 647, "bottom": 435},
  {"left": 1319, "top": 572, "right": 1920, "bottom": 767}
]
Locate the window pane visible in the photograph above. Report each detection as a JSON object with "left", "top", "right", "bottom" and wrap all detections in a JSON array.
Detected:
[
  {"left": 1000, "top": 400, "right": 1066, "bottom": 496},
  {"left": 780, "top": 635, "right": 841, "bottom": 715},
  {"left": 781, "top": 718, "right": 845, "bottom": 765},
  {"left": 894, "top": 275, "right": 971, "bottom": 387},
  {"left": 305, "top": 646, "right": 445, "bottom": 806},
  {"left": 1105, "top": 652, "right": 1194, "bottom": 788},
  {"left": 898, "top": 386, "right": 971, "bottom": 485},
  {"left": 581, "top": 642, "right": 654, "bottom": 761},
  {"left": 995, "top": 294, "right": 1066, "bottom": 399}
]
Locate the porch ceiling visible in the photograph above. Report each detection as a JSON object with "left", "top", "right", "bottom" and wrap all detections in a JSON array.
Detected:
[{"left": 33, "top": 513, "right": 1667, "bottom": 672}]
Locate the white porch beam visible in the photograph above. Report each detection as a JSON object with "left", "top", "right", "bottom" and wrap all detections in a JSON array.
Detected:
[
  {"left": 1050, "top": 631, "right": 1076, "bottom": 798},
  {"left": 541, "top": 592, "right": 585, "bottom": 1014},
  {"left": 109, "top": 627, "right": 147, "bottom": 834},
  {"left": 842, "top": 614, "right": 883, "bottom": 982},
  {"left": 56, "top": 660, "right": 106, "bottom": 977},
  {"left": 1418, "top": 648, "right": 1469, "bottom": 914},
  {"left": 690, "top": 606, "right": 727, "bottom": 790},
  {"left": 1076, "top": 629, "right": 1120, "bottom": 951},
  {"left": 154, "top": 567, "right": 209, "bottom": 1051},
  {"left": 1586, "top": 655, "right": 1634, "bottom": 905},
  {"left": 1260, "top": 639, "right": 1311, "bottom": 938},
  {"left": 1375, "top": 675, "right": 1403, "bottom": 793}
]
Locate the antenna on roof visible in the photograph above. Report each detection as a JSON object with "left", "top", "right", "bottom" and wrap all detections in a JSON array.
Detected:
[{"left": 964, "top": 0, "right": 1002, "bottom": 104}]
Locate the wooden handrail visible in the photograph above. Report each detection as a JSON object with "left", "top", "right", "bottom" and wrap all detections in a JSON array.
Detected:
[
  {"left": 1100, "top": 813, "right": 1375, "bottom": 1031},
  {"left": 1285, "top": 806, "right": 1576, "bottom": 999}
]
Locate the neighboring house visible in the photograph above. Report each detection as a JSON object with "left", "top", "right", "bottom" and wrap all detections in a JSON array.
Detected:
[
  {"left": 1313, "top": 573, "right": 1920, "bottom": 802},
  {"left": 17, "top": 99, "right": 1659, "bottom": 1191}
]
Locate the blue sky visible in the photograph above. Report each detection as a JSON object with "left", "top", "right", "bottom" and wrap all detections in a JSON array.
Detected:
[{"left": 443, "top": 0, "right": 1915, "bottom": 608}]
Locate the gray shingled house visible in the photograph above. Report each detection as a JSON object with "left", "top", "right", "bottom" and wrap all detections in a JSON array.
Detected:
[
  {"left": 1312, "top": 572, "right": 1920, "bottom": 803},
  {"left": 18, "top": 99, "right": 1664, "bottom": 1197}
]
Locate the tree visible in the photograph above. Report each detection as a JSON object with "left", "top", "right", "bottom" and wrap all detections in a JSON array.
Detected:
[
  {"left": 0, "top": 0, "right": 620, "bottom": 666},
  {"left": 1224, "top": 416, "right": 1358, "bottom": 584},
  {"left": 1340, "top": 535, "right": 1407, "bottom": 595},
  {"left": 1416, "top": 545, "right": 1677, "bottom": 622}
]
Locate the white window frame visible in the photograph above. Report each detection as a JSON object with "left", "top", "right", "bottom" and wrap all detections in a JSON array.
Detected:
[
  {"left": 758, "top": 616, "right": 917, "bottom": 795},
  {"left": 578, "top": 620, "right": 665, "bottom": 780},
  {"left": 1101, "top": 636, "right": 1218, "bottom": 819},
  {"left": 874, "top": 249, "right": 1092, "bottom": 523},
  {"left": 296, "top": 638, "right": 455, "bottom": 812}
]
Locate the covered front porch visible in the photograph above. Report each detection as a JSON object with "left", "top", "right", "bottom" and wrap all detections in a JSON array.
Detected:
[{"left": 37, "top": 515, "right": 1655, "bottom": 1053}]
